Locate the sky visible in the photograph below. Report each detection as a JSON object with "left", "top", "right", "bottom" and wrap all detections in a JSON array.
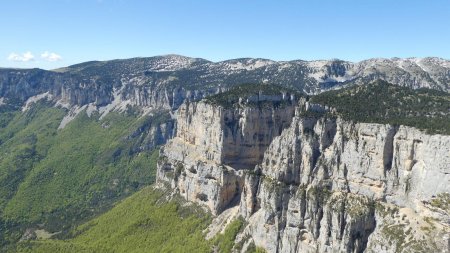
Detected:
[{"left": 1, "top": 0, "right": 450, "bottom": 69}]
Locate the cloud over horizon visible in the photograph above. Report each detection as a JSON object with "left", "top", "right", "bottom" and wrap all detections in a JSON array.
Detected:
[
  {"left": 7, "top": 51, "right": 35, "bottom": 62},
  {"left": 41, "top": 51, "right": 62, "bottom": 62},
  {"left": 6, "top": 51, "right": 63, "bottom": 63}
]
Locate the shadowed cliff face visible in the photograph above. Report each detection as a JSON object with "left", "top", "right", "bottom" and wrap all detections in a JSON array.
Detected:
[
  {"left": 157, "top": 97, "right": 450, "bottom": 253},
  {"left": 175, "top": 102, "right": 296, "bottom": 169}
]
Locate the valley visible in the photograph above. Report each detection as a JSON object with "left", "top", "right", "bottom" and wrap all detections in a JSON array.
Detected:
[{"left": 0, "top": 56, "right": 449, "bottom": 252}]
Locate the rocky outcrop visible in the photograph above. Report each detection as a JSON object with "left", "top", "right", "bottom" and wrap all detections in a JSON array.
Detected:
[
  {"left": 157, "top": 96, "right": 297, "bottom": 215},
  {"left": 157, "top": 98, "right": 450, "bottom": 253}
]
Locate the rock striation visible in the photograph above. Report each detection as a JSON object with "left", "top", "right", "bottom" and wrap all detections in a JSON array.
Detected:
[{"left": 157, "top": 97, "right": 450, "bottom": 252}]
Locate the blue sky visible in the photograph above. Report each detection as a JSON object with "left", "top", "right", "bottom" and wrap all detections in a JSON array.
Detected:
[{"left": 1, "top": 0, "right": 450, "bottom": 69}]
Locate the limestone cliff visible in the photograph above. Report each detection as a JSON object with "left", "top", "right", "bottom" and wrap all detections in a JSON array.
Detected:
[
  {"left": 157, "top": 94, "right": 297, "bottom": 214},
  {"left": 157, "top": 96, "right": 450, "bottom": 252}
]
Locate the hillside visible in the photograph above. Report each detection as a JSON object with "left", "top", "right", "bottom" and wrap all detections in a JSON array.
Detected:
[
  {"left": 0, "top": 102, "right": 170, "bottom": 249},
  {"left": 11, "top": 186, "right": 266, "bottom": 253},
  {"left": 12, "top": 187, "right": 212, "bottom": 253}
]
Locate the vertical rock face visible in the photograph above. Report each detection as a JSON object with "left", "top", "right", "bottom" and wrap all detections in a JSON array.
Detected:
[
  {"left": 174, "top": 101, "right": 295, "bottom": 168},
  {"left": 157, "top": 98, "right": 297, "bottom": 215},
  {"left": 157, "top": 98, "right": 450, "bottom": 253}
]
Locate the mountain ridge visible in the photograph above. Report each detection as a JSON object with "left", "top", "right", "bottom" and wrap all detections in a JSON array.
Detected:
[
  {"left": 1, "top": 55, "right": 449, "bottom": 121},
  {"left": 56, "top": 55, "right": 449, "bottom": 71}
]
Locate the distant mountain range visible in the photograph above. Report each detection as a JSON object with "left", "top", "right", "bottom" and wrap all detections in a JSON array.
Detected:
[{"left": 1, "top": 55, "right": 449, "bottom": 114}]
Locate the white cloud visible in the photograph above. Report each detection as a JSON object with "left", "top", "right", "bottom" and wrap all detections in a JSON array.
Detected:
[
  {"left": 41, "top": 51, "right": 62, "bottom": 62},
  {"left": 7, "top": 51, "right": 35, "bottom": 62}
]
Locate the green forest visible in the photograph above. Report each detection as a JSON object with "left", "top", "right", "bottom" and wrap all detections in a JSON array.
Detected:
[
  {"left": 311, "top": 80, "right": 450, "bottom": 135},
  {"left": 0, "top": 101, "right": 163, "bottom": 251}
]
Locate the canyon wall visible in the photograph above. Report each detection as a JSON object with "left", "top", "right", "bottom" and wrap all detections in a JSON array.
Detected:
[{"left": 157, "top": 98, "right": 450, "bottom": 253}]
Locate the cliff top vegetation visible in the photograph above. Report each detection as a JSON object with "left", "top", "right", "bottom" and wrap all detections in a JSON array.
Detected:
[{"left": 310, "top": 80, "right": 450, "bottom": 135}]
